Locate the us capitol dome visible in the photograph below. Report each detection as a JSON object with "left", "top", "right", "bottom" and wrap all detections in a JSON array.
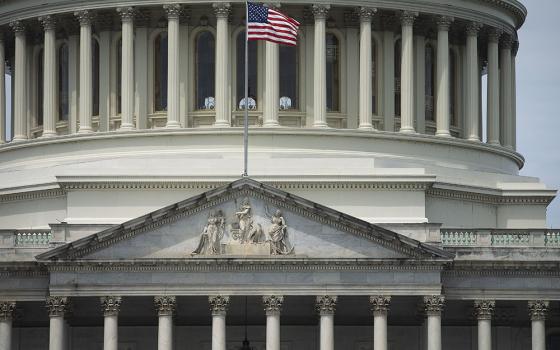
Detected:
[{"left": 0, "top": 0, "right": 558, "bottom": 349}]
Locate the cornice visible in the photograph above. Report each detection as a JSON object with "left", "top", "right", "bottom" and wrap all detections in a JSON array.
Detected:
[
  {"left": 0, "top": 188, "right": 64, "bottom": 203},
  {"left": 427, "top": 187, "right": 555, "bottom": 206}
]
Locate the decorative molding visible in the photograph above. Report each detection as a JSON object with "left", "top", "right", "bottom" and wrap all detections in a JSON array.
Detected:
[
  {"left": 263, "top": 295, "right": 284, "bottom": 315},
  {"left": 208, "top": 295, "right": 229, "bottom": 315},
  {"left": 163, "top": 4, "right": 182, "bottom": 20},
  {"left": 316, "top": 295, "right": 337, "bottom": 315},
  {"left": 46, "top": 296, "right": 69, "bottom": 317},
  {"left": 0, "top": 301, "right": 16, "bottom": 321},
  {"left": 400, "top": 11, "right": 417, "bottom": 26},
  {"left": 427, "top": 187, "right": 554, "bottom": 206},
  {"left": 358, "top": 7, "right": 376, "bottom": 22},
  {"left": 423, "top": 295, "right": 445, "bottom": 315},
  {"left": 38, "top": 15, "right": 56, "bottom": 31},
  {"left": 436, "top": 16, "right": 454, "bottom": 31},
  {"left": 100, "top": 296, "right": 122, "bottom": 316},
  {"left": 466, "top": 22, "right": 482, "bottom": 36},
  {"left": 154, "top": 296, "right": 176, "bottom": 316},
  {"left": 0, "top": 188, "right": 65, "bottom": 203},
  {"left": 474, "top": 300, "right": 495, "bottom": 320},
  {"left": 528, "top": 300, "right": 549, "bottom": 321},
  {"left": 117, "top": 7, "right": 135, "bottom": 22},
  {"left": 212, "top": 3, "right": 231, "bottom": 18},
  {"left": 74, "top": 10, "right": 94, "bottom": 26},
  {"left": 9, "top": 20, "right": 24, "bottom": 33},
  {"left": 369, "top": 295, "right": 391, "bottom": 315},
  {"left": 311, "top": 4, "right": 330, "bottom": 20}
]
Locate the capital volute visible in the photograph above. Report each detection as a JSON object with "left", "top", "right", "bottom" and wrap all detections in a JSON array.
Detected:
[
  {"left": 74, "top": 10, "right": 94, "bottom": 26},
  {"left": 0, "top": 301, "right": 16, "bottom": 321},
  {"left": 163, "top": 4, "right": 183, "bottom": 20},
  {"left": 400, "top": 11, "right": 417, "bottom": 27},
  {"left": 263, "top": 295, "right": 284, "bottom": 315},
  {"left": 312, "top": 4, "right": 330, "bottom": 20},
  {"left": 488, "top": 28, "right": 503, "bottom": 43},
  {"left": 100, "top": 296, "right": 122, "bottom": 317},
  {"left": 212, "top": 3, "right": 231, "bottom": 19},
  {"left": 423, "top": 295, "right": 445, "bottom": 316},
  {"left": 38, "top": 15, "right": 56, "bottom": 31},
  {"left": 358, "top": 7, "right": 376, "bottom": 23},
  {"left": 154, "top": 296, "right": 176, "bottom": 316},
  {"left": 370, "top": 296, "right": 391, "bottom": 315},
  {"left": 436, "top": 16, "right": 454, "bottom": 31},
  {"left": 209, "top": 295, "right": 230, "bottom": 315},
  {"left": 9, "top": 20, "right": 25, "bottom": 34},
  {"left": 117, "top": 7, "right": 136, "bottom": 22},
  {"left": 528, "top": 300, "right": 549, "bottom": 321},
  {"left": 474, "top": 300, "right": 495, "bottom": 320},
  {"left": 466, "top": 22, "right": 482, "bottom": 36},
  {"left": 316, "top": 295, "right": 337, "bottom": 315},
  {"left": 46, "top": 296, "right": 70, "bottom": 318}
]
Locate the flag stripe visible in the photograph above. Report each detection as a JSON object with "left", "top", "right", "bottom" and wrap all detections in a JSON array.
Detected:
[{"left": 247, "top": 2, "right": 300, "bottom": 46}]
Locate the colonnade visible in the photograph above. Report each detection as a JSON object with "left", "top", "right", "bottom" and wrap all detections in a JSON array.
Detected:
[
  {"left": 0, "top": 297, "right": 551, "bottom": 350},
  {"left": 0, "top": 3, "right": 518, "bottom": 149}
]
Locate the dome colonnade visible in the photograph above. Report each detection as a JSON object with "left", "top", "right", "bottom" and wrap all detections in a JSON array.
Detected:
[{"left": 0, "top": 0, "right": 522, "bottom": 149}]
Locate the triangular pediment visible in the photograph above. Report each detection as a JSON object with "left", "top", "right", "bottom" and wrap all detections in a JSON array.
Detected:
[{"left": 37, "top": 179, "right": 452, "bottom": 261}]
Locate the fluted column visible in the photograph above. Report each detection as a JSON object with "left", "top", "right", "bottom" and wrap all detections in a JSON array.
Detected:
[
  {"left": 358, "top": 7, "right": 376, "bottom": 130},
  {"left": 512, "top": 41, "right": 518, "bottom": 149},
  {"left": 487, "top": 29, "right": 502, "bottom": 145},
  {"left": 263, "top": 296, "right": 283, "bottom": 350},
  {"left": 399, "top": 11, "right": 416, "bottom": 133},
  {"left": 213, "top": 3, "right": 231, "bottom": 127},
  {"left": 209, "top": 295, "right": 230, "bottom": 350},
  {"left": 316, "top": 296, "right": 336, "bottom": 350},
  {"left": 46, "top": 296, "right": 70, "bottom": 350},
  {"left": 312, "top": 4, "right": 330, "bottom": 128},
  {"left": 164, "top": 4, "right": 182, "bottom": 128},
  {"left": 39, "top": 15, "right": 57, "bottom": 137},
  {"left": 0, "top": 36, "right": 5, "bottom": 143},
  {"left": 263, "top": 4, "right": 280, "bottom": 127},
  {"left": 424, "top": 296, "right": 444, "bottom": 350},
  {"left": 101, "top": 296, "right": 121, "bottom": 350},
  {"left": 155, "top": 296, "right": 176, "bottom": 350},
  {"left": 75, "top": 10, "right": 94, "bottom": 133},
  {"left": 528, "top": 301, "right": 548, "bottom": 350},
  {"left": 465, "top": 22, "right": 481, "bottom": 141},
  {"left": 10, "top": 20, "right": 27, "bottom": 142},
  {"left": 370, "top": 296, "right": 390, "bottom": 350},
  {"left": 435, "top": 16, "right": 453, "bottom": 137},
  {"left": 474, "top": 300, "right": 495, "bottom": 350},
  {"left": 0, "top": 302, "right": 15, "bottom": 350},
  {"left": 118, "top": 7, "right": 135, "bottom": 130},
  {"left": 500, "top": 35, "right": 513, "bottom": 149}
]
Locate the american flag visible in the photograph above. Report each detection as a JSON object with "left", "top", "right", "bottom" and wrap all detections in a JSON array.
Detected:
[{"left": 247, "top": 2, "right": 300, "bottom": 46}]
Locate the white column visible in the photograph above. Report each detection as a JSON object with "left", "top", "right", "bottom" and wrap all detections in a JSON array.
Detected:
[
  {"left": 213, "top": 3, "right": 231, "bottom": 127},
  {"left": 164, "top": 4, "right": 182, "bottom": 128},
  {"left": 382, "top": 29, "right": 395, "bottom": 132},
  {"left": 75, "top": 10, "right": 94, "bottom": 134},
  {"left": 500, "top": 35, "right": 513, "bottom": 149},
  {"left": 316, "top": 296, "right": 336, "bottom": 350},
  {"left": 263, "top": 296, "right": 283, "bottom": 350},
  {"left": 209, "top": 295, "right": 229, "bottom": 350},
  {"left": 98, "top": 28, "right": 112, "bottom": 132},
  {"left": 312, "top": 4, "right": 330, "bottom": 128},
  {"left": 474, "top": 300, "right": 495, "bottom": 350},
  {"left": 39, "top": 15, "right": 57, "bottom": 137},
  {"left": 47, "top": 296, "right": 69, "bottom": 350},
  {"left": 399, "top": 11, "right": 416, "bottom": 133},
  {"left": 10, "top": 20, "right": 27, "bottom": 142},
  {"left": 118, "top": 7, "right": 135, "bottom": 130},
  {"left": 424, "top": 296, "right": 444, "bottom": 350},
  {"left": 511, "top": 41, "right": 518, "bottom": 149},
  {"left": 487, "top": 29, "right": 501, "bottom": 145},
  {"left": 0, "top": 36, "right": 5, "bottom": 143},
  {"left": 101, "top": 296, "right": 121, "bottom": 350},
  {"left": 68, "top": 34, "right": 80, "bottom": 134},
  {"left": 465, "top": 22, "right": 481, "bottom": 141},
  {"left": 263, "top": 40, "right": 280, "bottom": 127},
  {"left": 528, "top": 301, "right": 548, "bottom": 350},
  {"left": 435, "top": 16, "right": 453, "bottom": 137},
  {"left": 0, "top": 302, "right": 15, "bottom": 350},
  {"left": 155, "top": 296, "right": 176, "bottom": 350},
  {"left": 370, "top": 296, "right": 390, "bottom": 350},
  {"left": 134, "top": 24, "right": 149, "bottom": 130},
  {"left": 358, "top": 7, "right": 376, "bottom": 130},
  {"left": 414, "top": 33, "right": 426, "bottom": 134}
]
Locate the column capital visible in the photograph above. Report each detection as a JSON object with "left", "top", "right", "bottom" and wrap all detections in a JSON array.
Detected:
[
  {"left": 312, "top": 4, "right": 330, "bottom": 20},
  {"left": 100, "top": 296, "right": 122, "bottom": 317},
  {"left": 474, "top": 300, "right": 495, "bottom": 320},
  {"left": 436, "top": 16, "right": 454, "bottom": 31},
  {"left": 528, "top": 300, "right": 549, "bottom": 321},
  {"left": 369, "top": 296, "right": 391, "bottom": 316},
  {"left": 400, "top": 11, "right": 418, "bottom": 27},
  {"left": 263, "top": 295, "right": 284, "bottom": 316},
  {"left": 358, "top": 7, "right": 377, "bottom": 22},
  {"left": 423, "top": 295, "right": 445, "bottom": 316},
  {"left": 209, "top": 295, "right": 230, "bottom": 315},
  {"left": 466, "top": 22, "right": 482, "bottom": 36},
  {"left": 212, "top": 2, "right": 231, "bottom": 18},
  {"left": 38, "top": 15, "right": 56, "bottom": 31},
  {"left": 46, "top": 296, "right": 70, "bottom": 317},
  {"left": 488, "top": 28, "right": 503, "bottom": 43},
  {"left": 74, "top": 10, "right": 94, "bottom": 26},
  {"left": 117, "top": 7, "right": 136, "bottom": 22},
  {"left": 154, "top": 296, "right": 176, "bottom": 316},
  {"left": 163, "top": 4, "right": 183, "bottom": 20},
  {"left": 500, "top": 34, "right": 513, "bottom": 50},
  {"left": 0, "top": 301, "right": 16, "bottom": 321},
  {"left": 316, "top": 295, "right": 337, "bottom": 315},
  {"left": 9, "top": 20, "right": 25, "bottom": 34}
]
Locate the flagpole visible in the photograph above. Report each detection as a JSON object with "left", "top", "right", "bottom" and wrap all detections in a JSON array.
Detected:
[{"left": 243, "top": 1, "right": 249, "bottom": 177}]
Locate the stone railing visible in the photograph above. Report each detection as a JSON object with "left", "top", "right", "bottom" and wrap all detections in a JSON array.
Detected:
[
  {"left": 441, "top": 229, "right": 560, "bottom": 248},
  {"left": 12, "top": 230, "right": 52, "bottom": 247}
]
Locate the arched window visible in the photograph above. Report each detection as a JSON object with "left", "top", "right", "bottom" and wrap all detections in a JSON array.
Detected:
[
  {"left": 326, "top": 33, "right": 340, "bottom": 112},
  {"left": 92, "top": 39, "right": 100, "bottom": 117},
  {"left": 450, "top": 49, "right": 457, "bottom": 126},
  {"left": 394, "top": 39, "right": 401, "bottom": 116},
  {"left": 372, "top": 39, "right": 377, "bottom": 115},
  {"left": 116, "top": 37, "right": 122, "bottom": 115},
  {"left": 154, "top": 32, "right": 168, "bottom": 112},
  {"left": 279, "top": 45, "right": 298, "bottom": 110},
  {"left": 425, "top": 44, "right": 435, "bottom": 121},
  {"left": 236, "top": 30, "right": 258, "bottom": 110},
  {"left": 195, "top": 31, "right": 216, "bottom": 110},
  {"left": 58, "top": 43, "right": 69, "bottom": 121},
  {"left": 37, "top": 49, "right": 44, "bottom": 126}
]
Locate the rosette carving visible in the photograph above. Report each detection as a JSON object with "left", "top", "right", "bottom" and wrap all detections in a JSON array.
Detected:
[
  {"left": 370, "top": 296, "right": 391, "bottom": 315},
  {"left": 155, "top": 296, "right": 176, "bottom": 316},
  {"left": 100, "top": 296, "right": 122, "bottom": 317},
  {"left": 474, "top": 300, "right": 495, "bottom": 320},
  {"left": 0, "top": 301, "right": 16, "bottom": 321},
  {"left": 528, "top": 300, "right": 549, "bottom": 321},
  {"left": 263, "top": 295, "right": 284, "bottom": 315},
  {"left": 209, "top": 295, "right": 230, "bottom": 315},
  {"left": 46, "top": 296, "right": 69, "bottom": 317},
  {"left": 423, "top": 295, "right": 445, "bottom": 316},
  {"left": 316, "top": 295, "right": 337, "bottom": 315}
]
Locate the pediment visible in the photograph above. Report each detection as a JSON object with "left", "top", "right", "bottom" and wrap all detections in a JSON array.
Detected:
[{"left": 37, "top": 179, "right": 452, "bottom": 261}]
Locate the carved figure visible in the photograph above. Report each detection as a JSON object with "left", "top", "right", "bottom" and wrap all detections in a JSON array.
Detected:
[
  {"left": 232, "top": 198, "right": 264, "bottom": 243},
  {"left": 266, "top": 208, "right": 294, "bottom": 255},
  {"left": 192, "top": 210, "right": 225, "bottom": 255}
]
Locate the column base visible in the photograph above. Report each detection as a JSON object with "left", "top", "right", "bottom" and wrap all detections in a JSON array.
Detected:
[
  {"left": 263, "top": 121, "right": 280, "bottom": 127},
  {"left": 11, "top": 135, "right": 28, "bottom": 142},
  {"left": 399, "top": 128, "right": 416, "bottom": 134},
  {"left": 467, "top": 136, "right": 481, "bottom": 142},
  {"left": 213, "top": 121, "right": 231, "bottom": 128},
  {"left": 165, "top": 121, "right": 182, "bottom": 129},
  {"left": 358, "top": 124, "right": 375, "bottom": 131},
  {"left": 313, "top": 122, "right": 329, "bottom": 128},
  {"left": 78, "top": 128, "right": 94, "bottom": 134},
  {"left": 118, "top": 124, "right": 135, "bottom": 131},
  {"left": 435, "top": 130, "right": 452, "bottom": 137},
  {"left": 40, "top": 131, "right": 57, "bottom": 138},
  {"left": 487, "top": 140, "right": 501, "bottom": 146}
]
